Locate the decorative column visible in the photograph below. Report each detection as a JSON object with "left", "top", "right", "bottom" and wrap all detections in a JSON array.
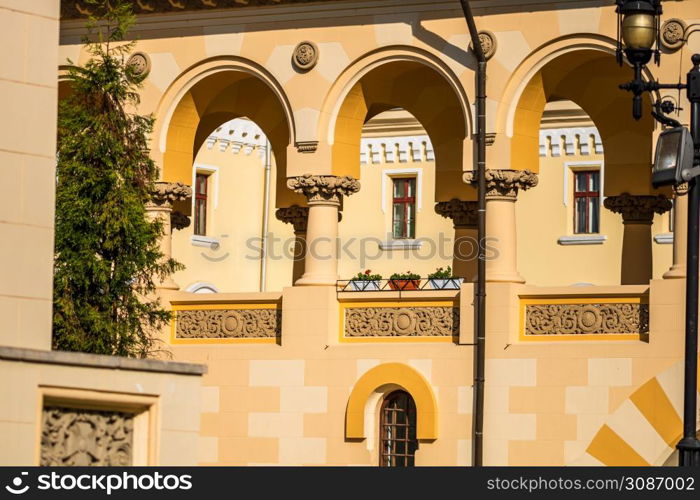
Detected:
[
  {"left": 276, "top": 205, "right": 309, "bottom": 284},
  {"left": 464, "top": 169, "right": 538, "bottom": 283},
  {"left": 147, "top": 181, "right": 192, "bottom": 290},
  {"left": 664, "top": 184, "right": 688, "bottom": 279},
  {"left": 604, "top": 193, "right": 672, "bottom": 285},
  {"left": 287, "top": 175, "right": 360, "bottom": 286},
  {"left": 435, "top": 199, "right": 479, "bottom": 281}
]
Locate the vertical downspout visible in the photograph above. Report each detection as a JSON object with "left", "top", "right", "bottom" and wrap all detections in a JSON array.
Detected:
[
  {"left": 459, "top": 0, "right": 487, "bottom": 468},
  {"left": 260, "top": 139, "right": 272, "bottom": 292}
]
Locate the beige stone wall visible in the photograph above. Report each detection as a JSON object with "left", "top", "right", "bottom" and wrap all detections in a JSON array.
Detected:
[
  {"left": 52, "top": 0, "right": 700, "bottom": 467},
  {"left": 0, "top": 350, "right": 203, "bottom": 466},
  {"left": 0, "top": 1, "right": 59, "bottom": 350}
]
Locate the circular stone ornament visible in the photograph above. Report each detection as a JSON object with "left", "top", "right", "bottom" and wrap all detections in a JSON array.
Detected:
[
  {"left": 661, "top": 18, "right": 687, "bottom": 51},
  {"left": 127, "top": 51, "right": 151, "bottom": 77},
  {"left": 469, "top": 30, "right": 497, "bottom": 60},
  {"left": 292, "top": 41, "right": 319, "bottom": 71}
]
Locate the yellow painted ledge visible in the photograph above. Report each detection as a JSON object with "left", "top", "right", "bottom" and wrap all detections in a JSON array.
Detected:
[{"left": 345, "top": 362, "right": 437, "bottom": 440}]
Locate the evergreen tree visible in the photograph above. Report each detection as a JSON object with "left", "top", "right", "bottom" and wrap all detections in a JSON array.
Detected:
[{"left": 53, "top": 0, "right": 182, "bottom": 357}]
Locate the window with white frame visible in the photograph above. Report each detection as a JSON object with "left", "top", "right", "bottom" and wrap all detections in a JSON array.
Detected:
[
  {"left": 392, "top": 177, "right": 416, "bottom": 239},
  {"left": 194, "top": 173, "right": 210, "bottom": 236},
  {"left": 573, "top": 170, "right": 600, "bottom": 234}
]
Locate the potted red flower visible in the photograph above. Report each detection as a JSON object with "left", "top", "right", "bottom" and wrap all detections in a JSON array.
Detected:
[{"left": 389, "top": 271, "right": 421, "bottom": 291}]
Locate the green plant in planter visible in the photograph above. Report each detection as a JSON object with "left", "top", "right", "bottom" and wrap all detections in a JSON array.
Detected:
[
  {"left": 351, "top": 269, "right": 383, "bottom": 281},
  {"left": 389, "top": 271, "right": 421, "bottom": 280},
  {"left": 428, "top": 266, "right": 454, "bottom": 279}
]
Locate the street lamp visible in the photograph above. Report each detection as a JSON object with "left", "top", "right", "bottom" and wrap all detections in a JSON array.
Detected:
[{"left": 616, "top": 0, "right": 700, "bottom": 466}]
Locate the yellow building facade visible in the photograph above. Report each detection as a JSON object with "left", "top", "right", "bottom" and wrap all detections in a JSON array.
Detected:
[{"left": 1, "top": 0, "right": 699, "bottom": 467}]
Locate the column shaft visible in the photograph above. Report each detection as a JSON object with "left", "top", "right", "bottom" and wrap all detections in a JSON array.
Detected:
[
  {"left": 665, "top": 188, "right": 688, "bottom": 279},
  {"left": 604, "top": 193, "right": 672, "bottom": 285}
]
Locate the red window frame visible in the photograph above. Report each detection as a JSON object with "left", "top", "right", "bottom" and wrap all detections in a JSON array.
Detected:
[
  {"left": 379, "top": 390, "right": 418, "bottom": 467},
  {"left": 392, "top": 177, "right": 416, "bottom": 239},
  {"left": 194, "top": 173, "right": 208, "bottom": 236},
  {"left": 573, "top": 170, "right": 600, "bottom": 234}
]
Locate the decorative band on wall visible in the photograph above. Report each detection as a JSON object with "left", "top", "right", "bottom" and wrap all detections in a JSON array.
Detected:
[
  {"left": 171, "top": 303, "right": 281, "bottom": 344},
  {"left": 520, "top": 296, "right": 648, "bottom": 341},
  {"left": 340, "top": 301, "right": 459, "bottom": 343}
]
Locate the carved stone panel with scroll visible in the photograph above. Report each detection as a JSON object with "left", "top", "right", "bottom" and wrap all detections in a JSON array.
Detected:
[
  {"left": 524, "top": 303, "right": 649, "bottom": 336},
  {"left": 175, "top": 308, "right": 281, "bottom": 339},
  {"left": 41, "top": 406, "right": 134, "bottom": 466},
  {"left": 345, "top": 306, "right": 459, "bottom": 337}
]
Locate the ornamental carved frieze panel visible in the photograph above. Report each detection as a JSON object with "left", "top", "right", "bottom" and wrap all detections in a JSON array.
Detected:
[
  {"left": 345, "top": 307, "right": 459, "bottom": 337},
  {"left": 176, "top": 308, "right": 281, "bottom": 339},
  {"left": 525, "top": 303, "right": 649, "bottom": 336},
  {"left": 41, "top": 407, "right": 134, "bottom": 466}
]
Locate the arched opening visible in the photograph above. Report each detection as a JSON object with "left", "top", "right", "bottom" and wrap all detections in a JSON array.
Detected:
[
  {"left": 379, "top": 390, "right": 418, "bottom": 467},
  {"left": 338, "top": 108, "right": 457, "bottom": 279},
  {"left": 171, "top": 115, "right": 294, "bottom": 292},
  {"left": 161, "top": 68, "right": 300, "bottom": 210},
  {"left": 507, "top": 49, "right": 671, "bottom": 285},
  {"left": 509, "top": 49, "right": 655, "bottom": 195},
  {"left": 329, "top": 60, "right": 471, "bottom": 202}
]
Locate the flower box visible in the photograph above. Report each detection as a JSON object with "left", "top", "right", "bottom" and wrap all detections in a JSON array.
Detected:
[
  {"left": 429, "top": 278, "right": 464, "bottom": 290},
  {"left": 388, "top": 279, "right": 421, "bottom": 291},
  {"left": 348, "top": 280, "right": 381, "bottom": 291}
]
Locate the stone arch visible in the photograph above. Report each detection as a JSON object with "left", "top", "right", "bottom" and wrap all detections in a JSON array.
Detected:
[
  {"left": 571, "top": 357, "right": 699, "bottom": 466},
  {"left": 496, "top": 36, "right": 657, "bottom": 196},
  {"left": 153, "top": 57, "right": 299, "bottom": 207},
  {"left": 321, "top": 48, "right": 472, "bottom": 201},
  {"left": 346, "top": 362, "right": 437, "bottom": 440}
]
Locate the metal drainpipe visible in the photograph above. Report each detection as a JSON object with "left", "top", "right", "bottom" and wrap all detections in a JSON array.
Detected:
[
  {"left": 459, "top": 0, "right": 487, "bottom": 468},
  {"left": 259, "top": 138, "right": 272, "bottom": 292}
]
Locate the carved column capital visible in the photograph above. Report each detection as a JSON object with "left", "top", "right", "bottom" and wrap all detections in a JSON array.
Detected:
[
  {"left": 287, "top": 174, "right": 360, "bottom": 206},
  {"left": 148, "top": 181, "right": 192, "bottom": 209},
  {"left": 463, "top": 169, "right": 538, "bottom": 200},
  {"left": 435, "top": 199, "right": 478, "bottom": 228},
  {"left": 171, "top": 211, "right": 191, "bottom": 231},
  {"left": 673, "top": 182, "right": 689, "bottom": 196},
  {"left": 276, "top": 205, "right": 309, "bottom": 233},
  {"left": 603, "top": 193, "right": 672, "bottom": 224}
]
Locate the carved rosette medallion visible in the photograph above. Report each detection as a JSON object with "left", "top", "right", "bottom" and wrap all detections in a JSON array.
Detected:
[
  {"left": 127, "top": 52, "right": 151, "bottom": 78},
  {"left": 603, "top": 193, "right": 672, "bottom": 224},
  {"left": 148, "top": 181, "right": 193, "bottom": 209},
  {"left": 276, "top": 205, "right": 309, "bottom": 233},
  {"left": 463, "top": 169, "right": 538, "bottom": 200},
  {"left": 435, "top": 199, "right": 478, "bottom": 229},
  {"left": 525, "top": 303, "right": 649, "bottom": 336},
  {"left": 661, "top": 18, "right": 687, "bottom": 51},
  {"left": 469, "top": 30, "right": 497, "bottom": 60},
  {"left": 292, "top": 41, "right": 319, "bottom": 71},
  {"left": 176, "top": 308, "right": 281, "bottom": 339},
  {"left": 41, "top": 407, "right": 134, "bottom": 466},
  {"left": 287, "top": 175, "right": 360, "bottom": 206},
  {"left": 345, "top": 306, "right": 459, "bottom": 337}
]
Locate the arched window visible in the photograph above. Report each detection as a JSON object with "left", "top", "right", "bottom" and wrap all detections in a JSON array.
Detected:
[{"left": 379, "top": 390, "right": 418, "bottom": 467}]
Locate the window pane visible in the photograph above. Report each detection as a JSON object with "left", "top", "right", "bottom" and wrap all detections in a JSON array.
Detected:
[
  {"left": 406, "top": 203, "right": 415, "bottom": 239},
  {"left": 575, "top": 197, "right": 587, "bottom": 234},
  {"left": 590, "top": 171, "right": 600, "bottom": 192},
  {"left": 590, "top": 197, "right": 600, "bottom": 233},
  {"left": 393, "top": 203, "right": 405, "bottom": 238},
  {"left": 393, "top": 179, "right": 404, "bottom": 198},
  {"left": 575, "top": 172, "right": 587, "bottom": 192},
  {"left": 407, "top": 178, "right": 416, "bottom": 197}
]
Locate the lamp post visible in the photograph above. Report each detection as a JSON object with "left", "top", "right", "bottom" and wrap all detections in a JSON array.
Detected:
[{"left": 616, "top": 0, "right": 700, "bottom": 467}]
